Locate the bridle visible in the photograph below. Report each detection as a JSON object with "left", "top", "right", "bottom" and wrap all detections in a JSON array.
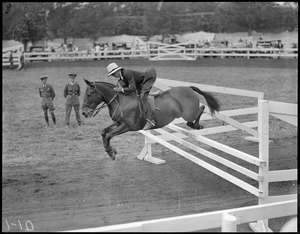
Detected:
[
  {"left": 89, "top": 84, "right": 123, "bottom": 120},
  {"left": 92, "top": 93, "right": 117, "bottom": 117}
]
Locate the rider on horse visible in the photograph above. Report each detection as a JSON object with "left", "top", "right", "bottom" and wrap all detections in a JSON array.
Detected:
[{"left": 107, "top": 63, "right": 156, "bottom": 130}]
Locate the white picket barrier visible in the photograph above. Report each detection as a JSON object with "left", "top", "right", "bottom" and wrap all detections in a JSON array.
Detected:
[{"left": 136, "top": 78, "right": 297, "bottom": 232}]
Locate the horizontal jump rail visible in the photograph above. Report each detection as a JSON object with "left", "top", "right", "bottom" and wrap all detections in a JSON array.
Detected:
[
  {"left": 140, "top": 130, "right": 262, "bottom": 197},
  {"left": 171, "top": 106, "right": 258, "bottom": 124},
  {"left": 154, "top": 128, "right": 262, "bottom": 182},
  {"left": 268, "top": 169, "right": 297, "bottom": 182},
  {"left": 167, "top": 124, "right": 264, "bottom": 167},
  {"left": 65, "top": 199, "right": 296, "bottom": 232},
  {"left": 211, "top": 108, "right": 259, "bottom": 138},
  {"left": 268, "top": 101, "right": 297, "bottom": 127},
  {"left": 261, "top": 194, "right": 297, "bottom": 204},
  {"left": 155, "top": 78, "right": 264, "bottom": 98},
  {"left": 146, "top": 121, "right": 258, "bottom": 142}
]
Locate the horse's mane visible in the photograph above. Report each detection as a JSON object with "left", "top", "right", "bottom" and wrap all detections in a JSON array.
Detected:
[{"left": 94, "top": 81, "right": 116, "bottom": 88}]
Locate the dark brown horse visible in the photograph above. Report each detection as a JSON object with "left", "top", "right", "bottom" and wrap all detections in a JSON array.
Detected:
[{"left": 82, "top": 79, "right": 220, "bottom": 160}]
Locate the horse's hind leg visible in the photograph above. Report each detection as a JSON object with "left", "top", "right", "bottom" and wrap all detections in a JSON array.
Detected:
[{"left": 187, "top": 105, "right": 205, "bottom": 130}]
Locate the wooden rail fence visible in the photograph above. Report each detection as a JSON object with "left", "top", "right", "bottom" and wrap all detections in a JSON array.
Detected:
[{"left": 2, "top": 44, "right": 298, "bottom": 67}]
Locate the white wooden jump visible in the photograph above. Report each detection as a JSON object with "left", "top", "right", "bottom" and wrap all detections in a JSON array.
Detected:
[{"left": 136, "top": 78, "right": 297, "bottom": 232}]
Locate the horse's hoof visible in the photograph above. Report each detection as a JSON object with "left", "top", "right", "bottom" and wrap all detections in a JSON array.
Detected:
[
  {"left": 107, "top": 147, "right": 117, "bottom": 160},
  {"left": 187, "top": 122, "right": 194, "bottom": 129},
  {"left": 109, "top": 152, "right": 116, "bottom": 160},
  {"left": 194, "top": 124, "right": 204, "bottom": 130},
  {"left": 108, "top": 150, "right": 116, "bottom": 160}
]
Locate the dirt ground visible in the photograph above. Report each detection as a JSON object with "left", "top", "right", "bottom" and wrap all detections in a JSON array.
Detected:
[{"left": 2, "top": 58, "right": 297, "bottom": 232}]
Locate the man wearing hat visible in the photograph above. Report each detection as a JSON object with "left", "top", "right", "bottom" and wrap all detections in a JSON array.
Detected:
[
  {"left": 39, "top": 76, "right": 56, "bottom": 127},
  {"left": 106, "top": 62, "right": 156, "bottom": 130},
  {"left": 64, "top": 73, "right": 81, "bottom": 127}
]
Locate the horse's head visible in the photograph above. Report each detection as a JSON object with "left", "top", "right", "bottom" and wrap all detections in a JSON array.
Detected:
[{"left": 82, "top": 79, "right": 104, "bottom": 118}]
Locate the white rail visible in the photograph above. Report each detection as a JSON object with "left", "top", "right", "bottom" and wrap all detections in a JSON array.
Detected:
[
  {"left": 2, "top": 46, "right": 298, "bottom": 66},
  {"left": 65, "top": 199, "right": 297, "bottom": 232}
]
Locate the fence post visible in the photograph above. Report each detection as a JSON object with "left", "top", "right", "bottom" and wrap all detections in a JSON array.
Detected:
[
  {"left": 222, "top": 212, "right": 237, "bottom": 232},
  {"left": 121, "top": 49, "right": 124, "bottom": 60},
  {"left": 258, "top": 99, "right": 269, "bottom": 200},
  {"left": 249, "top": 99, "right": 270, "bottom": 232},
  {"left": 147, "top": 42, "right": 150, "bottom": 60}
]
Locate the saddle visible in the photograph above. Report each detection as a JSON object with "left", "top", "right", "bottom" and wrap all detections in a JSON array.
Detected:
[
  {"left": 118, "top": 90, "right": 162, "bottom": 119},
  {"left": 147, "top": 95, "right": 159, "bottom": 113},
  {"left": 136, "top": 91, "right": 161, "bottom": 118},
  {"left": 148, "top": 90, "right": 161, "bottom": 112}
]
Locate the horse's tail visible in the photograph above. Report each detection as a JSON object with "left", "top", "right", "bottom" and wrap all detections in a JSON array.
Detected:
[{"left": 190, "top": 86, "right": 220, "bottom": 115}]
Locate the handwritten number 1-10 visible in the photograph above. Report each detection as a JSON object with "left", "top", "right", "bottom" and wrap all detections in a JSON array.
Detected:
[{"left": 5, "top": 219, "right": 34, "bottom": 231}]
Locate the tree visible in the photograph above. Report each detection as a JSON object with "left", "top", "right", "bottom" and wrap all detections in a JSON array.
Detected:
[
  {"left": 278, "top": 4, "right": 298, "bottom": 32},
  {"left": 215, "top": 2, "right": 278, "bottom": 35},
  {"left": 47, "top": 2, "right": 80, "bottom": 43},
  {"left": 213, "top": 2, "right": 298, "bottom": 34},
  {"left": 3, "top": 2, "right": 50, "bottom": 51},
  {"left": 3, "top": 2, "right": 298, "bottom": 42},
  {"left": 144, "top": 2, "right": 182, "bottom": 41}
]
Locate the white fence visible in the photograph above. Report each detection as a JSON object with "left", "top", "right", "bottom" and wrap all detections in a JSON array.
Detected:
[
  {"left": 2, "top": 44, "right": 298, "bottom": 67},
  {"left": 136, "top": 78, "right": 297, "bottom": 232},
  {"left": 66, "top": 199, "right": 296, "bottom": 232},
  {"left": 2, "top": 44, "right": 24, "bottom": 67}
]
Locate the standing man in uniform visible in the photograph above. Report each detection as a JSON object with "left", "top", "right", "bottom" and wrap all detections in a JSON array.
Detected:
[
  {"left": 64, "top": 73, "right": 81, "bottom": 127},
  {"left": 106, "top": 62, "right": 157, "bottom": 130},
  {"left": 39, "top": 76, "right": 56, "bottom": 127}
]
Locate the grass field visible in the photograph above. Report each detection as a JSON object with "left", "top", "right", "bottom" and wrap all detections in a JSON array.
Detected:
[{"left": 2, "top": 58, "right": 297, "bottom": 232}]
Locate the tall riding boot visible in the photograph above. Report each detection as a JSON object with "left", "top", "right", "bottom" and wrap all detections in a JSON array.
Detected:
[
  {"left": 141, "top": 96, "right": 155, "bottom": 130},
  {"left": 52, "top": 116, "right": 56, "bottom": 125},
  {"left": 51, "top": 113, "right": 56, "bottom": 125},
  {"left": 45, "top": 116, "right": 49, "bottom": 127}
]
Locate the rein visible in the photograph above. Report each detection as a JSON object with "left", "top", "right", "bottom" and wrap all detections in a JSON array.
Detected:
[
  {"left": 91, "top": 84, "right": 124, "bottom": 121},
  {"left": 92, "top": 93, "right": 118, "bottom": 117}
]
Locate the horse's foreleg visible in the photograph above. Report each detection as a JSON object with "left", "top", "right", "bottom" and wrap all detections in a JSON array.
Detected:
[
  {"left": 101, "top": 122, "right": 119, "bottom": 151},
  {"left": 101, "top": 122, "right": 118, "bottom": 140},
  {"left": 103, "top": 123, "right": 130, "bottom": 160},
  {"left": 187, "top": 105, "right": 205, "bottom": 130}
]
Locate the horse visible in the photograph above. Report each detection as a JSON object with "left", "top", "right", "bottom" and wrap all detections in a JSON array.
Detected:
[{"left": 82, "top": 79, "right": 220, "bottom": 160}]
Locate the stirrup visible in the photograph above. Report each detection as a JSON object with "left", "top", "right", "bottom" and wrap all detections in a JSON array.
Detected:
[{"left": 146, "top": 119, "right": 155, "bottom": 127}]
